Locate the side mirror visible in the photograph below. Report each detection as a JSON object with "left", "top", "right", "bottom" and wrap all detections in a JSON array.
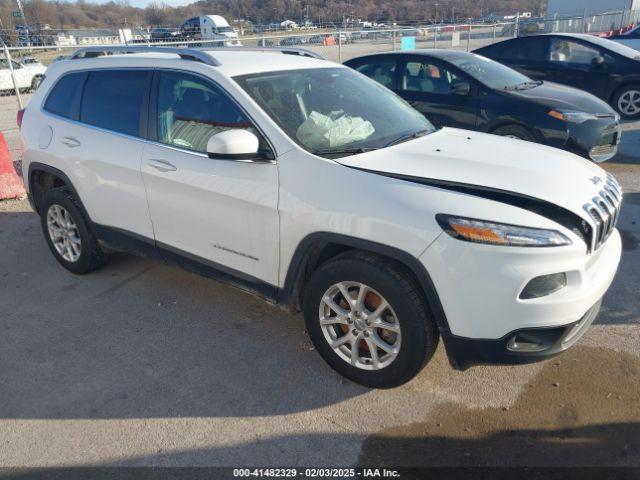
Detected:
[
  {"left": 451, "top": 82, "right": 471, "bottom": 96},
  {"left": 206, "top": 129, "right": 269, "bottom": 161},
  {"left": 591, "top": 55, "right": 605, "bottom": 68}
]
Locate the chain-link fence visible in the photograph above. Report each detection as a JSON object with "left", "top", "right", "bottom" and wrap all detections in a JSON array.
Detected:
[{"left": 0, "top": 9, "right": 638, "bottom": 174}]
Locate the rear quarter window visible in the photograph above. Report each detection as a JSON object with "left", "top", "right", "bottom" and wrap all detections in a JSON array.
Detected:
[
  {"left": 79, "top": 70, "right": 150, "bottom": 137},
  {"left": 44, "top": 72, "right": 86, "bottom": 119}
]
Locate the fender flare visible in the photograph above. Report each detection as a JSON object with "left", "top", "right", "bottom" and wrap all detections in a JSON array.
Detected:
[
  {"left": 28, "top": 162, "right": 87, "bottom": 217},
  {"left": 279, "top": 232, "right": 451, "bottom": 333}
]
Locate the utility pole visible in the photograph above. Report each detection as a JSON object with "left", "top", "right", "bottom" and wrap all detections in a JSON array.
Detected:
[{"left": 15, "top": 0, "right": 28, "bottom": 31}]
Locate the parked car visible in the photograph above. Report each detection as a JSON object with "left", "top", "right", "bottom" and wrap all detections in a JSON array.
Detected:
[
  {"left": 18, "top": 56, "right": 45, "bottom": 67},
  {"left": 345, "top": 50, "right": 621, "bottom": 162},
  {"left": 20, "top": 46, "right": 622, "bottom": 387},
  {"left": 609, "top": 24, "right": 640, "bottom": 52},
  {"left": 150, "top": 27, "right": 181, "bottom": 43},
  {"left": 279, "top": 36, "right": 306, "bottom": 46},
  {"left": 474, "top": 33, "right": 640, "bottom": 119},
  {"left": 0, "top": 57, "right": 46, "bottom": 92}
]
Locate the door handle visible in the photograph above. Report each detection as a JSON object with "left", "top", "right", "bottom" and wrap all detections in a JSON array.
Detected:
[
  {"left": 147, "top": 159, "right": 177, "bottom": 173},
  {"left": 60, "top": 136, "right": 81, "bottom": 148}
]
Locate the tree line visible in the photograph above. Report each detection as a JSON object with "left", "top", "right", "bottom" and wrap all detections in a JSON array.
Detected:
[{"left": 0, "top": 0, "right": 544, "bottom": 31}]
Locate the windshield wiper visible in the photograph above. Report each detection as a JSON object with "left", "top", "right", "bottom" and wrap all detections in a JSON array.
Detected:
[
  {"left": 384, "top": 129, "right": 433, "bottom": 148},
  {"left": 312, "top": 147, "right": 378, "bottom": 158}
]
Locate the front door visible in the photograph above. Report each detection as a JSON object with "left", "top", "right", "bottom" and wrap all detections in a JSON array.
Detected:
[
  {"left": 397, "top": 58, "right": 478, "bottom": 129},
  {"left": 141, "top": 70, "right": 280, "bottom": 287}
]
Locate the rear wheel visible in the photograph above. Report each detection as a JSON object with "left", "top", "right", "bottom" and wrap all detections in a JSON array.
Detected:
[
  {"left": 303, "top": 252, "right": 439, "bottom": 388},
  {"left": 40, "top": 188, "right": 108, "bottom": 274},
  {"left": 612, "top": 84, "right": 640, "bottom": 119},
  {"left": 492, "top": 124, "right": 535, "bottom": 142}
]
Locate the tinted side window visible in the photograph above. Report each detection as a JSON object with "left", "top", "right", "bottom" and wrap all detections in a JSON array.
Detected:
[
  {"left": 44, "top": 72, "right": 85, "bottom": 119},
  {"left": 400, "top": 61, "right": 459, "bottom": 94},
  {"left": 549, "top": 38, "right": 601, "bottom": 66},
  {"left": 80, "top": 70, "right": 149, "bottom": 137},
  {"left": 489, "top": 38, "right": 547, "bottom": 61},
  {"left": 156, "top": 71, "right": 254, "bottom": 153},
  {"left": 352, "top": 59, "right": 396, "bottom": 88}
]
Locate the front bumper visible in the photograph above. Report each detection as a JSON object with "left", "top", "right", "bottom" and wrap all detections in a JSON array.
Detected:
[
  {"left": 564, "top": 117, "right": 621, "bottom": 163},
  {"left": 421, "top": 227, "right": 621, "bottom": 341},
  {"left": 443, "top": 298, "right": 601, "bottom": 370}
]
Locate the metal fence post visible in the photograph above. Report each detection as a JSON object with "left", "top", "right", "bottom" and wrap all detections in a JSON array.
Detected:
[
  {"left": 4, "top": 44, "right": 23, "bottom": 111},
  {"left": 492, "top": 24, "right": 496, "bottom": 42},
  {"left": 261, "top": 34, "right": 265, "bottom": 47},
  {"left": 466, "top": 25, "right": 471, "bottom": 51},
  {"left": 433, "top": 28, "right": 437, "bottom": 48},
  {"left": 338, "top": 29, "right": 343, "bottom": 63},
  {"left": 514, "top": 14, "right": 520, "bottom": 37},
  {"left": 392, "top": 29, "right": 397, "bottom": 51}
]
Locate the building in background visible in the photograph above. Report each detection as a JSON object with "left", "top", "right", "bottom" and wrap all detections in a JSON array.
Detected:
[{"left": 547, "top": 0, "right": 639, "bottom": 17}]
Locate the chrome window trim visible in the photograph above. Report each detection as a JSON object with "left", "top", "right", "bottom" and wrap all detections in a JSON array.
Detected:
[{"left": 39, "top": 65, "right": 278, "bottom": 163}]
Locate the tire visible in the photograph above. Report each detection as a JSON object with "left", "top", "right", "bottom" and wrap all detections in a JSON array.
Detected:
[
  {"left": 492, "top": 124, "right": 535, "bottom": 142},
  {"left": 611, "top": 84, "right": 640, "bottom": 119},
  {"left": 40, "top": 188, "right": 108, "bottom": 274},
  {"left": 302, "top": 251, "right": 439, "bottom": 388}
]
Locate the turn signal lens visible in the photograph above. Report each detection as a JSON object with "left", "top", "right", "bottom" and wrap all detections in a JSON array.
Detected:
[
  {"left": 548, "top": 110, "right": 599, "bottom": 124},
  {"left": 548, "top": 110, "right": 566, "bottom": 121},
  {"left": 436, "top": 214, "right": 572, "bottom": 247}
]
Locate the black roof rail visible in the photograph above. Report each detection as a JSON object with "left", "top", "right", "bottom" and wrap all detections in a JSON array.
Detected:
[
  {"left": 201, "top": 46, "right": 325, "bottom": 60},
  {"left": 69, "top": 45, "right": 325, "bottom": 65},
  {"left": 69, "top": 46, "right": 220, "bottom": 66}
]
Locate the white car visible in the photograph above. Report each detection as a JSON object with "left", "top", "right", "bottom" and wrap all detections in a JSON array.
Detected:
[
  {"left": 19, "top": 46, "right": 622, "bottom": 388},
  {"left": 0, "top": 57, "right": 46, "bottom": 91}
]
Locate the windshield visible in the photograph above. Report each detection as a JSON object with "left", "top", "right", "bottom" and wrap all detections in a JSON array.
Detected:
[
  {"left": 449, "top": 53, "right": 534, "bottom": 90},
  {"left": 582, "top": 34, "right": 640, "bottom": 60},
  {"left": 235, "top": 68, "right": 434, "bottom": 156},
  {"left": 218, "top": 26, "right": 234, "bottom": 33}
]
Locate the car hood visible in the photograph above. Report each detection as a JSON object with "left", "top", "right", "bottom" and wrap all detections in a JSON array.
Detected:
[
  {"left": 505, "top": 81, "right": 616, "bottom": 115},
  {"left": 338, "top": 127, "right": 609, "bottom": 219}
]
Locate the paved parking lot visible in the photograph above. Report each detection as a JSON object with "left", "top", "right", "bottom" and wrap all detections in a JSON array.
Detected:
[{"left": 0, "top": 119, "right": 639, "bottom": 468}]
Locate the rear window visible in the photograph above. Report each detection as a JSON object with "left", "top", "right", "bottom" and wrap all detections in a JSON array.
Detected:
[
  {"left": 80, "top": 70, "right": 149, "bottom": 137},
  {"left": 44, "top": 72, "right": 86, "bottom": 119}
]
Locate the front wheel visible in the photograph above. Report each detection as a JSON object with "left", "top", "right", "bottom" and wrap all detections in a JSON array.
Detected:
[
  {"left": 492, "top": 124, "right": 535, "bottom": 142},
  {"left": 303, "top": 252, "right": 439, "bottom": 388},
  {"left": 612, "top": 84, "right": 640, "bottom": 119}
]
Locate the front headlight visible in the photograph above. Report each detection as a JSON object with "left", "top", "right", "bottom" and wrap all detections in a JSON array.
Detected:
[
  {"left": 436, "top": 215, "right": 572, "bottom": 247},
  {"left": 548, "top": 110, "right": 599, "bottom": 124}
]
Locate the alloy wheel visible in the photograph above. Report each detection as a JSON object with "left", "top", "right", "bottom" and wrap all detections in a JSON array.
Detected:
[
  {"left": 318, "top": 282, "right": 401, "bottom": 371},
  {"left": 46, "top": 204, "right": 82, "bottom": 262},
  {"left": 618, "top": 89, "right": 640, "bottom": 116}
]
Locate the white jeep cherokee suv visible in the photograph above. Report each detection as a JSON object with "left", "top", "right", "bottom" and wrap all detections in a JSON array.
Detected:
[{"left": 20, "top": 46, "right": 622, "bottom": 388}]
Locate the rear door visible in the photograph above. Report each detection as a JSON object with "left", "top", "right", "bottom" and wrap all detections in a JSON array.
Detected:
[
  {"left": 347, "top": 55, "right": 399, "bottom": 91},
  {"left": 42, "top": 68, "right": 155, "bottom": 239},
  {"left": 141, "top": 70, "right": 279, "bottom": 286},
  {"left": 397, "top": 57, "right": 479, "bottom": 129},
  {"left": 480, "top": 37, "right": 551, "bottom": 80}
]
